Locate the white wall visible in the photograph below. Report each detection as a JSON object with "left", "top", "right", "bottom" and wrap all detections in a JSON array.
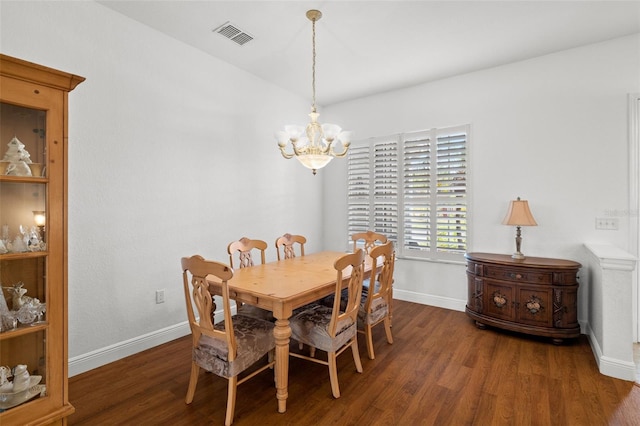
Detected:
[
  {"left": 322, "top": 34, "right": 640, "bottom": 324},
  {"left": 1, "top": 1, "right": 326, "bottom": 372}
]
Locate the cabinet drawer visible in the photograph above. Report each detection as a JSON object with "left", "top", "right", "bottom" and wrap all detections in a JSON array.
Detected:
[{"left": 484, "top": 265, "right": 552, "bottom": 284}]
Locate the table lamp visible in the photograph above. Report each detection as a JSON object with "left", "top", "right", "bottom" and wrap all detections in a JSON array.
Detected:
[{"left": 502, "top": 197, "right": 537, "bottom": 259}]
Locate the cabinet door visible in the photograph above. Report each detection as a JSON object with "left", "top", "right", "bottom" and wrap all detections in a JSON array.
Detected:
[
  {"left": 484, "top": 281, "right": 514, "bottom": 321},
  {"left": 516, "top": 286, "right": 553, "bottom": 327},
  {"left": 552, "top": 286, "right": 579, "bottom": 328},
  {"left": 0, "top": 75, "right": 64, "bottom": 420},
  {"left": 466, "top": 273, "right": 483, "bottom": 313}
]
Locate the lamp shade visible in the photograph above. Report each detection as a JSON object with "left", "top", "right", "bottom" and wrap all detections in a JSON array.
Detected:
[{"left": 502, "top": 198, "right": 537, "bottom": 226}]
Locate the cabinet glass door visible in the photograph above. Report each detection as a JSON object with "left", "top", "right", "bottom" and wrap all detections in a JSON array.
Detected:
[{"left": 0, "top": 101, "right": 49, "bottom": 411}]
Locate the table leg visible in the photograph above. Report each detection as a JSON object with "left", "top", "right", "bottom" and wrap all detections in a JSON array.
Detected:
[{"left": 273, "top": 318, "right": 291, "bottom": 413}]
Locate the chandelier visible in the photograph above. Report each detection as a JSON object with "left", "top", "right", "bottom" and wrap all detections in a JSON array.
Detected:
[{"left": 276, "top": 9, "right": 351, "bottom": 175}]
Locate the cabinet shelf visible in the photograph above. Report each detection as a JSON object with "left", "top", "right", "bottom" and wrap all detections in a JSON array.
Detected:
[
  {"left": 0, "top": 322, "right": 47, "bottom": 341},
  {"left": 0, "top": 176, "right": 48, "bottom": 184},
  {"left": 0, "top": 251, "right": 47, "bottom": 260}
]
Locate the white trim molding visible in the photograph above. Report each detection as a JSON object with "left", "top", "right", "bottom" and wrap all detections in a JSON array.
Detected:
[{"left": 629, "top": 93, "right": 640, "bottom": 342}]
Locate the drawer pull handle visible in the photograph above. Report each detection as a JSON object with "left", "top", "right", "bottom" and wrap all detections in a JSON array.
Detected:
[{"left": 509, "top": 273, "right": 523, "bottom": 279}]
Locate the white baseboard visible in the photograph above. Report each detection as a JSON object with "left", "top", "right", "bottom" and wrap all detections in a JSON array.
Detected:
[
  {"left": 68, "top": 321, "right": 191, "bottom": 377},
  {"left": 586, "top": 323, "right": 637, "bottom": 381},
  {"left": 393, "top": 289, "right": 466, "bottom": 312}
]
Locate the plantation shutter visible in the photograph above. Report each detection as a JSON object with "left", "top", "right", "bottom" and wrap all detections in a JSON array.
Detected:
[
  {"left": 435, "top": 130, "right": 467, "bottom": 254},
  {"left": 347, "top": 145, "right": 371, "bottom": 241},
  {"left": 372, "top": 140, "right": 398, "bottom": 242},
  {"left": 402, "top": 132, "right": 431, "bottom": 253}
]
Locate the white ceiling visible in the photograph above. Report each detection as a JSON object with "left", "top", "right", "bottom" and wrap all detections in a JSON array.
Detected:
[{"left": 98, "top": 1, "right": 640, "bottom": 106}]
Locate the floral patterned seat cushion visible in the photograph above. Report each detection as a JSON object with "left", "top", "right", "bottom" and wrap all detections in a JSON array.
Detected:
[
  {"left": 358, "top": 293, "right": 388, "bottom": 325},
  {"left": 290, "top": 304, "right": 356, "bottom": 352},
  {"left": 193, "top": 315, "right": 275, "bottom": 378}
]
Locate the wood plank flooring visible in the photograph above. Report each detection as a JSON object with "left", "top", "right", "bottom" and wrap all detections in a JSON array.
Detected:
[{"left": 68, "top": 301, "right": 640, "bottom": 425}]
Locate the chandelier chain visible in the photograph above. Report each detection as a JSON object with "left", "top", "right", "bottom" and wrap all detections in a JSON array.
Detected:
[{"left": 311, "top": 17, "right": 317, "bottom": 112}]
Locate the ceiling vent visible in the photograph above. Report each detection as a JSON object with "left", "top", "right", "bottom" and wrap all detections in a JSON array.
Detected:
[{"left": 213, "top": 22, "right": 254, "bottom": 46}]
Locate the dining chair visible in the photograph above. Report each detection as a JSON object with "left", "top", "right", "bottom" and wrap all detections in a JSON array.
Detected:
[
  {"left": 275, "top": 233, "right": 306, "bottom": 260},
  {"left": 358, "top": 241, "right": 395, "bottom": 359},
  {"left": 227, "top": 237, "right": 267, "bottom": 269},
  {"left": 181, "top": 255, "right": 276, "bottom": 426},
  {"left": 320, "top": 230, "right": 389, "bottom": 311},
  {"left": 289, "top": 249, "right": 365, "bottom": 398},
  {"left": 351, "top": 230, "right": 393, "bottom": 325},
  {"left": 351, "top": 230, "right": 388, "bottom": 254},
  {"left": 227, "top": 237, "right": 273, "bottom": 321}
]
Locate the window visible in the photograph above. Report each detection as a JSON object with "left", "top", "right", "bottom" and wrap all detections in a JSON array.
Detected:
[{"left": 347, "top": 125, "right": 469, "bottom": 261}]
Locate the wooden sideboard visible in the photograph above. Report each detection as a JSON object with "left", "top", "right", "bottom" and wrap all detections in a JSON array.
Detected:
[{"left": 465, "top": 252, "right": 581, "bottom": 344}]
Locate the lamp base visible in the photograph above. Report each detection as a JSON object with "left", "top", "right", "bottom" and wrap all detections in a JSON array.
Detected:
[{"left": 511, "top": 252, "right": 525, "bottom": 260}]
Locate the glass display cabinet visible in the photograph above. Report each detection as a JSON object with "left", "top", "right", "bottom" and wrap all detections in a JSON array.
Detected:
[{"left": 0, "top": 54, "right": 84, "bottom": 425}]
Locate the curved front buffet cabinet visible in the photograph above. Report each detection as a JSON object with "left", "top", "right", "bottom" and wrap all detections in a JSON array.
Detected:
[
  {"left": 465, "top": 252, "right": 581, "bottom": 344},
  {"left": 0, "top": 54, "right": 84, "bottom": 425}
]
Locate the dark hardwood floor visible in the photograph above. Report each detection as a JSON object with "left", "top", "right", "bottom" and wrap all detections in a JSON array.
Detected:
[{"left": 68, "top": 301, "right": 640, "bottom": 425}]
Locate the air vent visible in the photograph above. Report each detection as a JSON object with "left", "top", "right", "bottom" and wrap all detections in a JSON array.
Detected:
[{"left": 213, "top": 21, "right": 254, "bottom": 46}]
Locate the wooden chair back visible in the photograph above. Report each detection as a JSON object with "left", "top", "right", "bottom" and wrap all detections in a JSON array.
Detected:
[
  {"left": 366, "top": 241, "right": 395, "bottom": 308},
  {"left": 351, "top": 230, "right": 388, "bottom": 254},
  {"left": 227, "top": 237, "right": 267, "bottom": 268},
  {"left": 275, "top": 233, "right": 307, "bottom": 260},
  {"left": 181, "top": 255, "right": 236, "bottom": 360},
  {"left": 329, "top": 249, "right": 365, "bottom": 337},
  {"left": 359, "top": 241, "right": 395, "bottom": 359}
]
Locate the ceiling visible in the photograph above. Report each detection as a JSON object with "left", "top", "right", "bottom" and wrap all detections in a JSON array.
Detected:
[{"left": 98, "top": 1, "right": 640, "bottom": 106}]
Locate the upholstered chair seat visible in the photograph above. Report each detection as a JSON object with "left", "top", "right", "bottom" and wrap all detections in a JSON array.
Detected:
[
  {"left": 194, "top": 315, "right": 275, "bottom": 378},
  {"left": 290, "top": 304, "right": 356, "bottom": 353}
]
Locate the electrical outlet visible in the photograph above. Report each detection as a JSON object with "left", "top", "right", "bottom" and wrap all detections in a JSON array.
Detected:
[
  {"left": 595, "top": 217, "right": 619, "bottom": 230},
  {"left": 156, "top": 289, "right": 165, "bottom": 304}
]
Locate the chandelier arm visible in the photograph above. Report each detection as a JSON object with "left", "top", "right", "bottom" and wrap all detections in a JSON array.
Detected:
[
  {"left": 279, "top": 145, "right": 296, "bottom": 159},
  {"left": 329, "top": 139, "right": 351, "bottom": 157},
  {"left": 321, "top": 141, "right": 333, "bottom": 155},
  {"left": 291, "top": 141, "right": 308, "bottom": 156}
]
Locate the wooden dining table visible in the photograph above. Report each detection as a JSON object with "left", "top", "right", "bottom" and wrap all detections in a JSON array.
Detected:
[{"left": 208, "top": 250, "right": 373, "bottom": 413}]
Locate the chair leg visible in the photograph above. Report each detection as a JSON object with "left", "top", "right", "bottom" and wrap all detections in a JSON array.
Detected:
[
  {"left": 384, "top": 317, "right": 394, "bottom": 345},
  {"left": 350, "top": 339, "right": 363, "bottom": 373},
  {"left": 225, "top": 376, "right": 238, "bottom": 426},
  {"left": 185, "top": 362, "right": 200, "bottom": 404},
  {"left": 365, "top": 324, "right": 375, "bottom": 360},
  {"left": 327, "top": 352, "right": 340, "bottom": 398}
]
